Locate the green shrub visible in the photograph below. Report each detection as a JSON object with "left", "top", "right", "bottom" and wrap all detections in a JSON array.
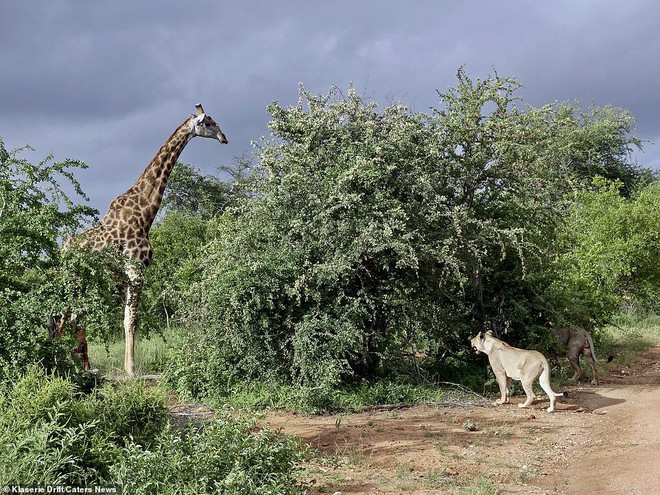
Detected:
[
  {"left": 0, "top": 366, "right": 119, "bottom": 485},
  {"left": 91, "top": 379, "right": 169, "bottom": 448},
  {"left": 0, "top": 367, "right": 167, "bottom": 485},
  {"left": 162, "top": 329, "right": 238, "bottom": 402},
  {"left": 0, "top": 365, "right": 306, "bottom": 492},
  {"left": 112, "top": 417, "right": 306, "bottom": 495}
]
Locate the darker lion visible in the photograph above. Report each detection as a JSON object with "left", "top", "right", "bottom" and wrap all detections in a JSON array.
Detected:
[{"left": 552, "top": 327, "right": 612, "bottom": 385}]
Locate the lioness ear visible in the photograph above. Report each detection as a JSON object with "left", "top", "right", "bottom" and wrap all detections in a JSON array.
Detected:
[
  {"left": 479, "top": 332, "right": 485, "bottom": 340},
  {"left": 485, "top": 330, "right": 493, "bottom": 336}
]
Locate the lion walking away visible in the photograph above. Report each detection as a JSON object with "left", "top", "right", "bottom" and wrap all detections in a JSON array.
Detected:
[{"left": 552, "top": 326, "right": 612, "bottom": 385}]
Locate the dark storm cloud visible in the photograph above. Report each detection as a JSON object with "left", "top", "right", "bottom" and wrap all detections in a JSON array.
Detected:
[{"left": 1, "top": 1, "right": 659, "bottom": 216}]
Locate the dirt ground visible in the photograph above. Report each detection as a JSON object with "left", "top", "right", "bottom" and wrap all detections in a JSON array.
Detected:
[{"left": 261, "top": 346, "right": 660, "bottom": 494}]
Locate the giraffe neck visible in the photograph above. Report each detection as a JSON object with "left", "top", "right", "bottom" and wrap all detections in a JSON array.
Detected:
[{"left": 116, "top": 116, "right": 195, "bottom": 232}]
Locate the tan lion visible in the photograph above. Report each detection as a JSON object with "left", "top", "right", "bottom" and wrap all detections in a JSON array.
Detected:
[
  {"left": 470, "top": 331, "right": 565, "bottom": 413},
  {"left": 552, "top": 326, "right": 610, "bottom": 385}
]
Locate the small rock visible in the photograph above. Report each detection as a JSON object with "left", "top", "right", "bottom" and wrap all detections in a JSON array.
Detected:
[{"left": 445, "top": 467, "right": 459, "bottom": 477}]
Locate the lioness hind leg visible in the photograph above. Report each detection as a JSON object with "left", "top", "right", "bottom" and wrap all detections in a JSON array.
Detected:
[
  {"left": 518, "top": 379, "right": 536, "bottom": 408},
  {"left": 582, "top": 344, "right": 599, "bottom": 385},
  {"left": 539, "top": 372, "right": 559, "bottom": 413},
  {"left": 567, "top": 350, "right": 583, "bottom": 382}
]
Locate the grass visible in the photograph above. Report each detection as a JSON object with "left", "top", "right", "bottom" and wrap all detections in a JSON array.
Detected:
[
  {"left": 602, "top": 312, "right": 660, "bottom": 350},
  {"left": 456, "top": 477, "right": 500, "bottom": 495},
  {"left": 88, "top": 331, "right": 169, "bottom": 376},
  {"left": 394, "top": 461, "right": 417, "bottom": 490},
  {"left": 424, "top": 468, "right": 458, "bottom": 489},
  {"left": 594, "top": 312, "right": 660, "bottom": 371}
]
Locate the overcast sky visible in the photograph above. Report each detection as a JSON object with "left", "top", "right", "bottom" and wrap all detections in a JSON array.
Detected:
[{"left": 2, "top": 1, "right": 659, "bottom": 216}]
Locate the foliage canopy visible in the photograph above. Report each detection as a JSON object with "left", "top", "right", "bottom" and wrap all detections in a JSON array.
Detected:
[{"left": 174, "top": 70, "right": 648, "bottom": 394}]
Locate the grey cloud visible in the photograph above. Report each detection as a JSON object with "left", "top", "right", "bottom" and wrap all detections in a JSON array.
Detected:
[{"left": 1, "top": 1, "right": 659, "bottom": 215}]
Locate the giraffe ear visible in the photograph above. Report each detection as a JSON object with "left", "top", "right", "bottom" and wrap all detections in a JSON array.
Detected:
[{"left": 195, "top": 104, "right": 205, "bottom": 116}]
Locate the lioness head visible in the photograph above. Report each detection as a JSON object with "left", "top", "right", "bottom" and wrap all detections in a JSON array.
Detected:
[{"left": 470, "top": 330, "right": 493, "bottom": 354}]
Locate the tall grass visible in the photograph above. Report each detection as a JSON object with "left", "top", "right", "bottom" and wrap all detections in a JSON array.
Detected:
[
  {"left": 610, "top": 311, "right": 660, "bottom": 343},
  {"left": 88, "top": 331, "right": 169, "bottom": 376}
]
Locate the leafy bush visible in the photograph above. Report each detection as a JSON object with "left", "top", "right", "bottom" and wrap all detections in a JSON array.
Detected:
[
  {"left": 0, "top": 138, "right": 125, "bottom": 375},
  {"left": 161, "top": 327, "right": 241, "bottom": 402},
  {"left": 174, "top": 71, "right": 646, "bottom": 397},
  {"left": 0, "top": 366, "right": 167, "bottom": 485},
  {"left": 0, "top": 366, "right": 306, "bottom": 492},
  {"left": 112, "top": 417, "right": 305, "bottom": 495},
  {"left": 550, "top": 178, "right": 660, "bottom": 327}
]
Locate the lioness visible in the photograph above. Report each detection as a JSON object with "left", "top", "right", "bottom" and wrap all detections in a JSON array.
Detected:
[
  {"left": 552, "top": 326, "right": 608, "bottom": 385},
  {"left": 470, "top": 331, "right": 565, "bottom": 413}
]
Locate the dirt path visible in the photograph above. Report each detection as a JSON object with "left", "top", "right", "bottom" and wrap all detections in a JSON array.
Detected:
[
  {"left": 262, "top": 345, "right": 660, "bottom": 494},
  {"left": 535, "top": 345, "right": 660, "bottom": 494}
]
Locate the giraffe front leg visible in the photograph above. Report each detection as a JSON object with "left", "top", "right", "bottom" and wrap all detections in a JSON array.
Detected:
[
  {"left": 124, "top": 296, "right": 136, "bottom": 377},
  {"left": 123, "top": 264, "right": 142, "bottom": 377}
]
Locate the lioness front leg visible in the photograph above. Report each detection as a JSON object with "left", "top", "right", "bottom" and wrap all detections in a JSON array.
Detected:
[{"left": 494, "top": 374, "right": 511, "bottom": 405}]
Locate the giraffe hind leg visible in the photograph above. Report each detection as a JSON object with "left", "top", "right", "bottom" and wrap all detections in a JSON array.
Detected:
[{"left": 71, "top": 316, "right": 90, "bottom": 371}]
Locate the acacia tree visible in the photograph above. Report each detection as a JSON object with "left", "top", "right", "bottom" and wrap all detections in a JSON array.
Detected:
[{"left": 177, "top": 71, "right": 645, "bottom": 391}]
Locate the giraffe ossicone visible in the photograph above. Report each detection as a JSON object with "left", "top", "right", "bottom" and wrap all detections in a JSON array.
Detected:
[{"left": 58, "top": 105, "right": 228, "bottom": 376}]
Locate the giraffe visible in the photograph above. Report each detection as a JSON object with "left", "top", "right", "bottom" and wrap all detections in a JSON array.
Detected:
[{"left": 57, "top": 104, "right": 228, "bottom": 375}]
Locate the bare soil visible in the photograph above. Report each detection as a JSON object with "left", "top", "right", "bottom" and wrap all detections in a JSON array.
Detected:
[{"left": 261, "top": 345, "right": 660, "bottom": 494}]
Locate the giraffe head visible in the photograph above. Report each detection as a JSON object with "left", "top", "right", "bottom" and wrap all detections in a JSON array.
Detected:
[{"left": 190, "top": 104, "right": 228, "bottom": 144}]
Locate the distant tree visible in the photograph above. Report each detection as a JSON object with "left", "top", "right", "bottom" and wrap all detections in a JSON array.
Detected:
[
  {"left": 143, "top": 161, "right": 250, "bottom": 327},
  {"left": 550, "top": 177, "right": 660, "bottom": 326},
  {"left": 159, "top": 163, "right": 230, "bottom": 219},
  {"left": 142, "top": 212, "right": 208, "bottom": 328}
]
